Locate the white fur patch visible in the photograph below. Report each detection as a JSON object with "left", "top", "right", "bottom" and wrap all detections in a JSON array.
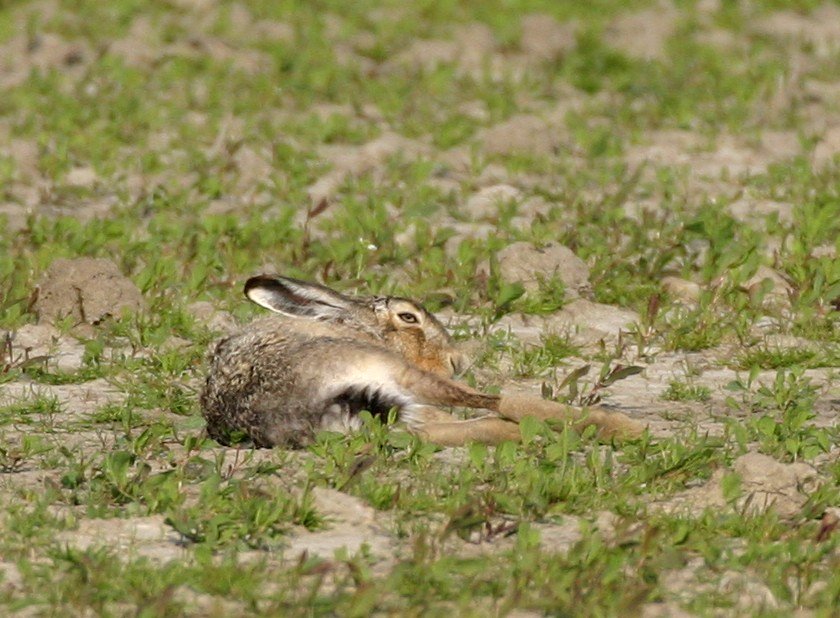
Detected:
[
  {"left": 327, "top": 361, "right": 412, "bottom": 404},
  {"left": 398, "top": 403, "right": 429, "bottom": 428},
  {"left": 246, "top": 287, "right": 285, "bottom": 312},
  {"left": 320, "top": 404, "right": 364, "bottom": 433}
]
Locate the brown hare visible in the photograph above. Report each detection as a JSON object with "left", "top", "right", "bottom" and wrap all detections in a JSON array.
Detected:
[{"left": 200, "top": 275, "right": 644, "bottom": 448}]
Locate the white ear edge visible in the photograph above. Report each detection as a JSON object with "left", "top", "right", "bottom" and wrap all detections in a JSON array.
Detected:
[
  {"left": 245, "top": 285, "right": 284, "bottom": 312},
  {"left": 278, "top": 279, "right": 345, "bottom": 309},
  {"left": 243, "top": 275, "right": 351, "bottom": 319}
]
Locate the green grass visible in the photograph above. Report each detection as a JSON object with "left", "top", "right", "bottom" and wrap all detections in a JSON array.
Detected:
[
  {"left": 0, "top": 0, "right": 839, "bottom": 615},
  {"left": 662, "top": 380, "right": 712, "bottom": 403}
]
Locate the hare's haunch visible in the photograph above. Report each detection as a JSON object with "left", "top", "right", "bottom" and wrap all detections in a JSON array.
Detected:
[{"left": 200, "top": 276, "right": 644, "bottom": 447}]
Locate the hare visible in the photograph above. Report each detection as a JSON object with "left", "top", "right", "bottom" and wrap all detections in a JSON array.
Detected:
[{"left": 200, "top": 275, "right": 644, "bottom": 448}]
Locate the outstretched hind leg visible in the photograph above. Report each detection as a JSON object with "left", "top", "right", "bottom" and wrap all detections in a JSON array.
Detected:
[
  {"left": 404, "top": 406, "right": 521, "bottom": 446},
  {"left": 498, "top": 394, "right": 644, "bottom": 440},
  {"left": 390, "top": 363, "right": 643, "bottom": 443}
]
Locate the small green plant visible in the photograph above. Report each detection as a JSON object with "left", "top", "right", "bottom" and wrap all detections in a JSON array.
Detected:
[
  {"left": 661, "top": 305, "right": 727, "bottom": 352},
  {"left": 165, "top": 475, "right": 321, "bottom": 550},
  {"left": 662, "top": 379, "right": 712, "bottom": 402},
  {"left": 511, "top": 333, "right": 579, "bottom": 377},
  {"left": 0, "top": 434, "right": 51, "bottom": 472},
  {"left": 0, "top": 1, "right": 838, "bottom": 615},
  {"left": 542, "top": 361, "right": 644, "bottom": 407},
  {"left": 733, "top": 345, "right": 818, "bottom": 370},
  {"left": 516, "top": 276, "right": 568, "bottom": 315},
  {"left": 726, "top": 367, "right": 830, "bottom": 460},
  {"left": 0, "top": 392, "right": 61, "bottom": 427}
]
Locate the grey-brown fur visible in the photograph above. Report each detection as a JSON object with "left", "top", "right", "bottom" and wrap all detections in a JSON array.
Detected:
[
  {"left": 201, "top": 275, "right": 645, "bottom": 448},
  {"left": 202, "top": 321, "right": 416, "bottom": 447},
  {"left": 200, "top": 275, "right": 474, "bottom": 447}
]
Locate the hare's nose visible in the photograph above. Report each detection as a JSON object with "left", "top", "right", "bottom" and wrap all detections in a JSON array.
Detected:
[{"left": 448, "top": 352, "right": 469, "bottom": 376}]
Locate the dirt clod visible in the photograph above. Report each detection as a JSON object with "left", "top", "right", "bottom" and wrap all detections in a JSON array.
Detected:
[
  {"left": 734, "top": 452, "right": 819, "bottom": 519},
  {"left": 605, "top": 3, "right": 678, "bottom": 60},
  {"left": 9, "top": 323, "right": 85, "bottom": 372},
  {"left": 64, "top": 166, "right": 98, "bottom": 188},
  {"left": 58, "top": 516, "right": 185, "bottom": 561},
  {"left": 282, "top": 487, "right": 395, "bottom": 561},
  {"left": 35, "top": 258, "right": 145, "bottom": 325},
  {"left": 519, "top": 14, "right": 577, "bottom": 62},
  {"left": 741, "top": 265, "right": 793, "bottom": 308},
  {"left": 463, "top": 184, "right": 522, "bottom": 219},
  {"left": 308, "top": 133, "right": 431, "bottom": 205},
  {"left": 662, "top": 276, "right": 701, "bottom": 304},
  {"left": 545, "top": 299, "right": 640, "bottom": 342},
  {"left": 479, "top": 114, "right": 565, "bottom": 157},
  {"left": 491, "top": 241, "right": 591, "bottom": 296},
  {"left": 187, "top": 301, "right": 239, "bottom": 335},
  {"left": 660, "top": 452, "right": 820, "bottom": 520}
]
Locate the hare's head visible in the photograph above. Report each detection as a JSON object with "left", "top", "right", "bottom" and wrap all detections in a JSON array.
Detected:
[{"left": 244, "top": 275, "right": 467, "bottom": 377}]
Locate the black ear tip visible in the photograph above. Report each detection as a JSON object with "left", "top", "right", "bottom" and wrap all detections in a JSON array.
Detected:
[{"left": 244, "top": 274, "right": 280, "bottom": 298}]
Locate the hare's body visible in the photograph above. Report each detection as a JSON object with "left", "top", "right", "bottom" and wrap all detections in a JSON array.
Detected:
[
  {"left": 202, "top": 316, "right": 476, "bottom": 446},
  {"left": 201, "top": 275, "right": 643, "bottom": 447}
]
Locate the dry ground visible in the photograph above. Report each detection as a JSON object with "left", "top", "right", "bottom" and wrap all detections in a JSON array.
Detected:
[{"left": 1, "top": 0, "right": 839, "bottom": 615}]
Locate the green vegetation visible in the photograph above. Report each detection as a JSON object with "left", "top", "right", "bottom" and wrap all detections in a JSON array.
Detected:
[
  {"left": 662, "top": 380, "right": 712, "bottom": 403},
  {"left": 0, "top": 0, "right": 838, "bottom": 615}
]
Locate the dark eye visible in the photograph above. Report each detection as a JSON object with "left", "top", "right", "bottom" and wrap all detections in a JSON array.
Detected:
[{"left": 398, "top": 312, "right": 419, "bottom": 324}]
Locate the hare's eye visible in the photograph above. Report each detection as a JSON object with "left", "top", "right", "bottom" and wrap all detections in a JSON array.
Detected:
[{"left": 398, "top": 312, "right": 419, "bottom": 324}]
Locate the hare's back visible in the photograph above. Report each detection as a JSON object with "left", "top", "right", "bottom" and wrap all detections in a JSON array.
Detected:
[{"left": 203, "top": 326, "right": 416, "bottom": 447}]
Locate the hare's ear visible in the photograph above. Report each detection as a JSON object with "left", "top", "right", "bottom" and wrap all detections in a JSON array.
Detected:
[{"left": 244, "top": 275, "right": 352, "bottom": 319}]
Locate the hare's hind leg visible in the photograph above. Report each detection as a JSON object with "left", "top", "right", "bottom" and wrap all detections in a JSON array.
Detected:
[
  {"left": 497, "top": 394, "right": 644, "bottom": 440},
  {"left": 394, "top": 365, "right": 643, "bottom": 442},
  {"left": 388, "top": 370, "right": 520, "bottom": 445},
  {"left": 405, "top": 406, "right": 521, "bottom": 446},
  {"left": 406, "top": 400, "right": 643, "bottom": 446}
]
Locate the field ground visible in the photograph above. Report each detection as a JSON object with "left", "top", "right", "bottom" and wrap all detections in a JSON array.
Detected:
[{"left": 1, "top": 0, "right": 839, "bottom": 615}]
